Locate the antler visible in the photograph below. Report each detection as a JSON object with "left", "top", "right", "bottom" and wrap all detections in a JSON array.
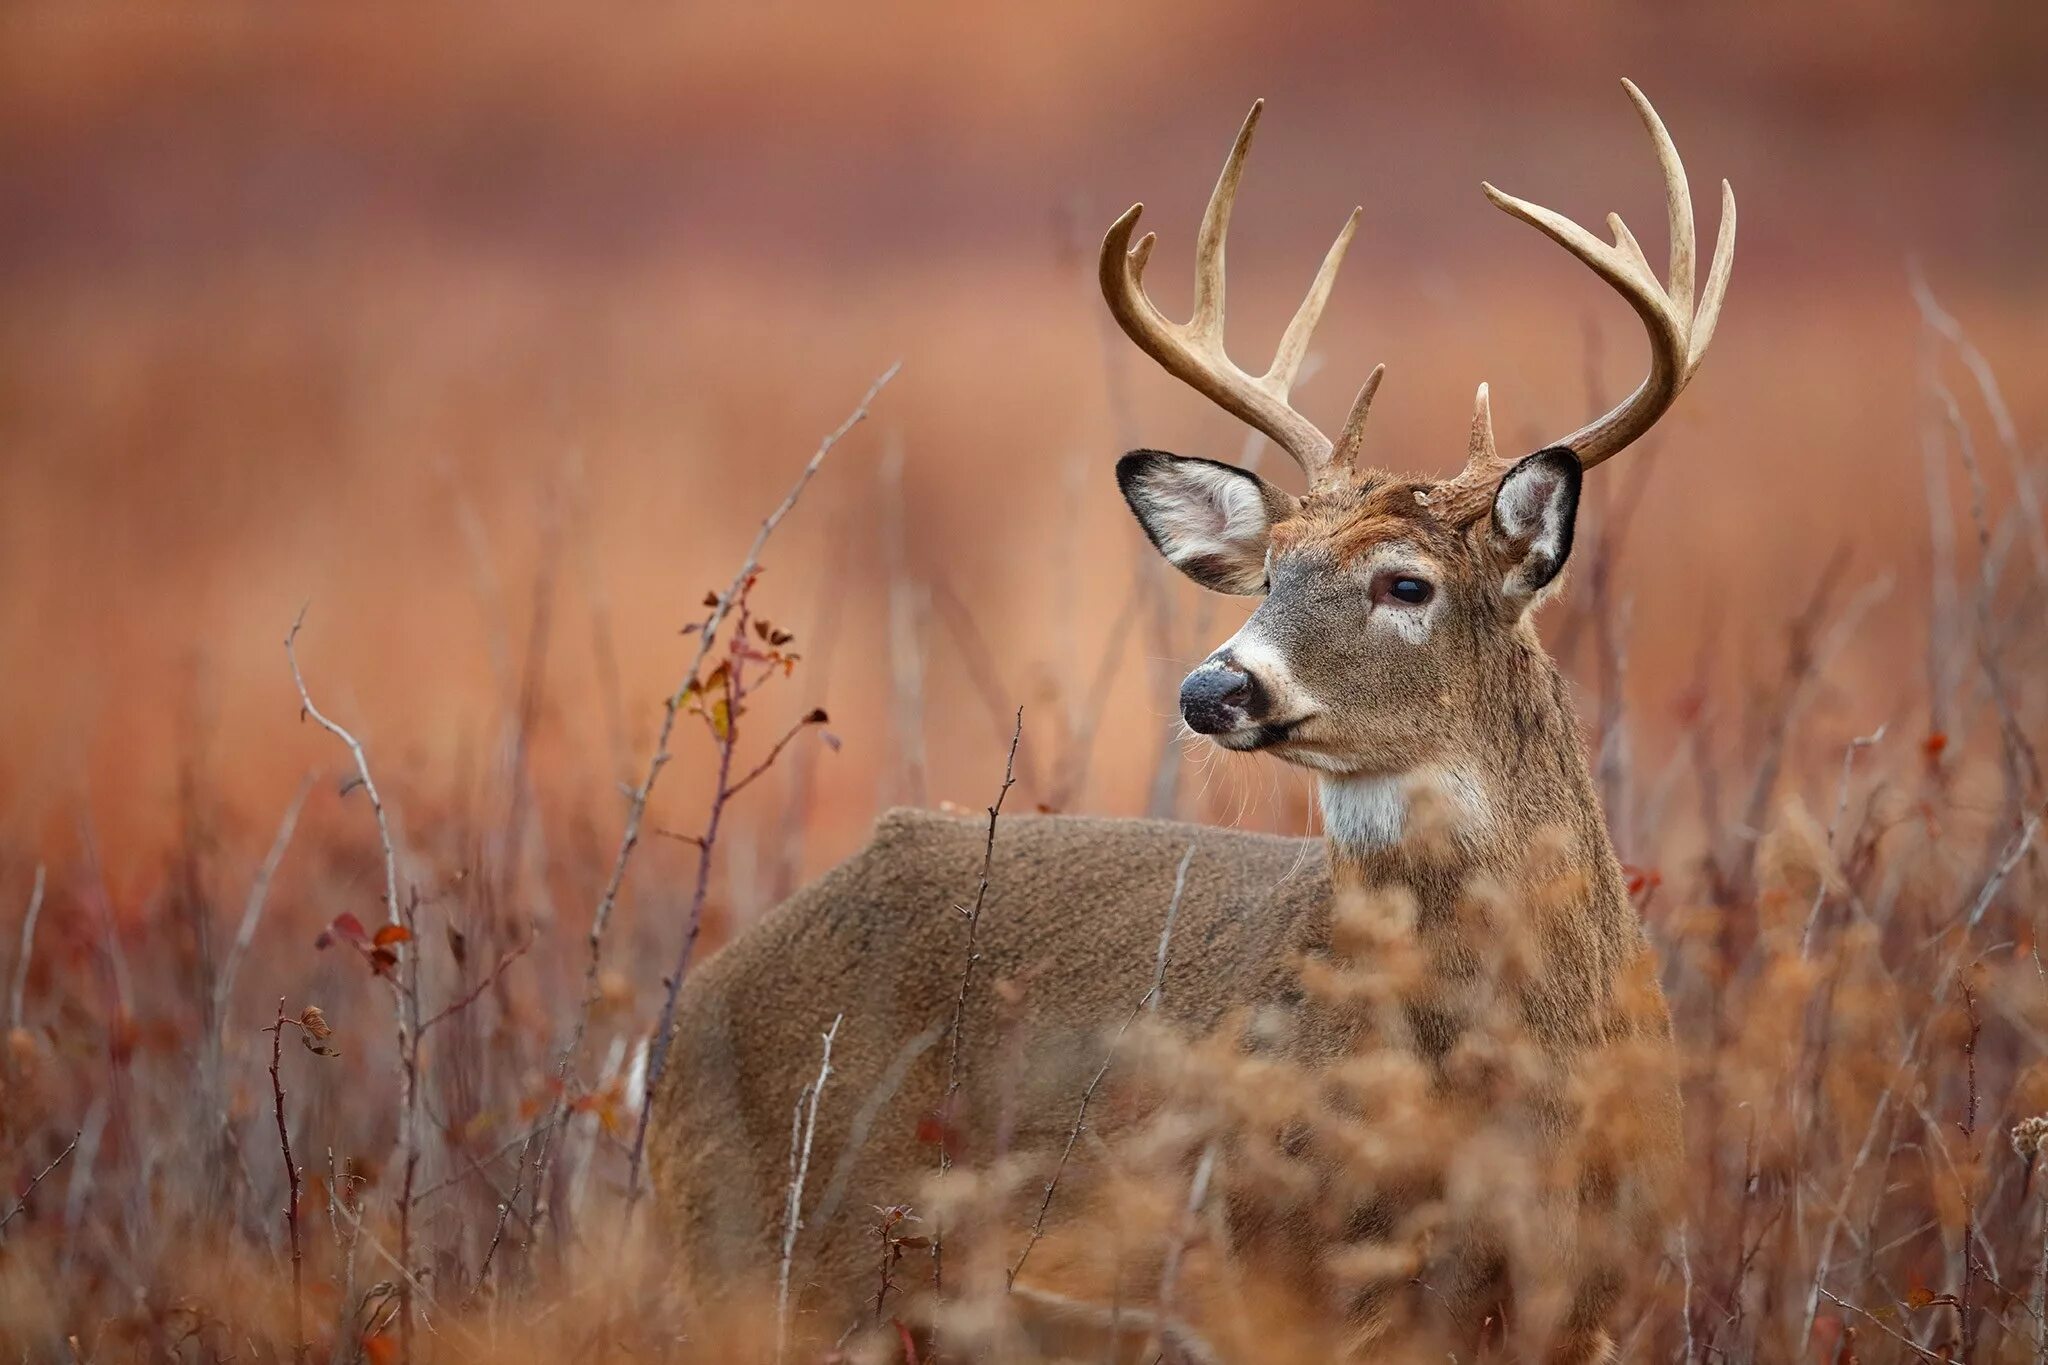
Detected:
[
  {"left": 1100, "top": 101, "right": 1385, "bottom": 490},
  {"left": 1451, "top": 80, "right": 1736, "bottom": 493}
]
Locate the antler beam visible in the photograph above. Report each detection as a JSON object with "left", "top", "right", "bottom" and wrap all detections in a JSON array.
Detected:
[
  {"left": 1100, "top": 101, "right": 1382, "bottom": 490},
  {"left": 1481, "top": 79, "right": 1737, "bottom": 472}
]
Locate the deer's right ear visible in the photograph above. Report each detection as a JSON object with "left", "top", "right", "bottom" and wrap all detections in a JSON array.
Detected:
[{"left": 1117, "top": 451, "right": 1295, "bottom": 595}]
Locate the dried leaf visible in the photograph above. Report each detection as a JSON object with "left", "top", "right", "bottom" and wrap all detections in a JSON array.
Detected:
[
  {"left": 372, "top": 923, "right": 412, "bottom": 947},
  {"left": 299, "top": 1005, "right": 333, "bottom": 1040},
  {"left": 316, "top": 912, "right": 370, "bottom": 950},
  {"left": 769, "top": 628, "right": 795, "bottom": 647},
  {"left": 702, "top": 590, "right": 721, "bottom": 608},
  {"left": 709, "top": 698, "right": 732, "bottom": 741},
  {"left": 804, "top": 707, "right": 830, "bottom": 725},
  {"left": 446, "top": 925, "right": 468, "bottom": 967},
  {"left": 369, "top": 947, "right": 400, "bottom": 978}
]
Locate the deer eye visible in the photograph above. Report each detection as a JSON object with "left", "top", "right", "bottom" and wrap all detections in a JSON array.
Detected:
[{"left": 1379, "top": 575, "right": 1434, "bottom": 607}]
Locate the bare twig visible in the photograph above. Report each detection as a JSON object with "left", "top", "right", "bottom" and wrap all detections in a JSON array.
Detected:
[
  {"left": 1008, "top": 985, "right": 1156, "bottom": 1289},
  {"left": 8, "top": 863, "right": 45, "bottom": 1033},
  {"left": 284, "top": 608, "right": 417, "bottom": 1357},
  {"left": 419, "top": 935, "right": 532, "bottom": 1037},
  {"left": 555, "top": 364, "right": 895, "bottom": 1222},
  {"left": 1158, "top": 1139, "right": 1220, "bottom": 1324},
  {"left": 1818, "top": 1288, "right": 1945, "bottom": 1362},
  {"left": 933, "top": 709, "right": 1023, "bottom": 1295},
  {"left": 1151, "top": 843, "right": 1197, "bottom": 1013},
  {"left": 1910, "top": 263, "right": 2048, "bottom": 585},
  {"left": 576, "top": 362, "right": 898, "bottom": 1061},
  {"left": 776, "top": 1013, "right": 843, "bottom": 1364},
  {"left": 1800, "top": 727, "right": 1886, "bottom": 956},
  {"left": 630, "top": 578, "right": 835, "bottom": 1198},
  {"left": 1964, "top": 805, "right": 2042, "bottom": 930},
  {"left": 264, "top": 1001, "right": 310, "bottom": 1364},
  {"left": 0, "top": 1129, "right": 79, "bottom": 1238},
  {"left": 215, "top": 775, "right": 317, "bottom": 1037}
]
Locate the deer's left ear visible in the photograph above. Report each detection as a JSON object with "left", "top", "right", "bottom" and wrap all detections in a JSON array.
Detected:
[{"left": 1488, "top": 447, "right": 1582, "bottom": 604}]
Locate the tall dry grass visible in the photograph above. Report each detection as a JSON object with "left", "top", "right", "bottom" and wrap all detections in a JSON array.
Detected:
[{"left": 2, "top": 292, "right": 2045, "bottom": 1363}]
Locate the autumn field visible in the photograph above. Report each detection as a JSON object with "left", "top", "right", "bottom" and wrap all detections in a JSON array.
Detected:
[{"left": 3, "top": 4, "right": 2048, "bottom": 1361}]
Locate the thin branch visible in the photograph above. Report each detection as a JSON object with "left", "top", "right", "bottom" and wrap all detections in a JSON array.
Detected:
[
  {"left": 1965, "top": 805, "right": 2042, "bottom": 930},
  {"left": 0, "top": 1130, "right": 80, "bottom": 1238},
  {"left": 8, "top": 863, "right": 45, "bottom": 1033},
  {"left": 1008, "top": 985, "right": 1156, "bottom": 1289},
  {"left": 264, "top": 1001, "right": 309, "bottom": 1364},
  {"left": 420, "top": 935, "right": 532, "bottom": 1037},
  {"left": 215, "top": 774, "right": 318, "bottom": 1036},
  {"left": 934, "top": 708, "right": 1023, "bottom": 1295},
  {"left": 575, "top": 362, "right": 899, "bottom": 1053},
  {"left": 285, "top": 610, "right": 402, "bottom": 934},
  {"left": 1817, "top": 1288, "right": 1945, "bottom": 1362},
  {"left": 535, "top": 363, "right": 895, "bottom": 1235},
  {"left": 723, "top": 712, "right": 830, "bottom": 805},
  {"left": 1151, "top": 843, "right": 1198, "bottom": 1013},
  {"left": 284, "top": 607, "right": 417, "bottom": 1355},
  {"left": 1800, "top": 727, "right": 1886, "bottom": 957},
  {"left": 776, "top": 1013, "right": 843, "bottom": 1365}
]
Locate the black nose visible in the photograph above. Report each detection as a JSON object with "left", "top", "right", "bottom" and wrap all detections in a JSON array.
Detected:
[{"left": 1179, "top": 660, "right": 1257, "bottom": 735}]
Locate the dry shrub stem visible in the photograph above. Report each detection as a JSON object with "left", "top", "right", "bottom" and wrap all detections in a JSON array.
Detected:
[
  {"left": 537, "top": 362, "right": 897, "bottom": 1218},
  {"left": 1008, "top": 984, "right": 1157, "bottom": 1290},
  {"left": 8, "top": 862, "right": 45, "bottom": 1033},
  {"left": 775, "top": 1012, "right": 843, "bottom": 1364},
  {"left": 265, "top": 1000, "right": 311, "bottom": 1365},
  {"left": 285, "top": 606, "right": 420, "bottom": 1359},
  {"left": 933, "top": 707, "right": 1023, "bottom": 1296},
  {"left": 0, "top": 1129, "right": 78, "bottom": 1239}
]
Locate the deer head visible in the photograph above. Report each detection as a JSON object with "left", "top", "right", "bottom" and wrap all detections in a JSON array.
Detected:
[{"left": 1107, "top": 82, "right": 1734, "bottom": 821}]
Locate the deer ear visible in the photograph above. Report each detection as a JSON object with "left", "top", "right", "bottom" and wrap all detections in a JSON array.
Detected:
[
  {"left": 1117, "top": 451, "right": 1296, "bottom": 595},
  {"left": 1489, "top": 447, "right": 1582, "bottom": 603}
]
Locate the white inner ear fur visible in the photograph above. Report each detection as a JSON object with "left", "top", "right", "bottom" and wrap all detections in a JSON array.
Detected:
[
  {"left": 1319, "top": 765, "right": 1493, "bottom": 853},
  {"left": 1141, "top": 463, "right": 1273, "bottom": 584},
  {"left": 1493, "top": 461, "right": 1574, "bottom": 600}
]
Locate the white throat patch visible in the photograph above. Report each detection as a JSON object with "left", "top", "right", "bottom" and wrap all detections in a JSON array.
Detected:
[{"left": 1318, "top": 765, "right": 1492, "bottom": 854}]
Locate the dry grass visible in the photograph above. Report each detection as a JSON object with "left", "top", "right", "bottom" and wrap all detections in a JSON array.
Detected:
[{"left": 3, "top": 304, "right": 2045, "bottom": 1361}]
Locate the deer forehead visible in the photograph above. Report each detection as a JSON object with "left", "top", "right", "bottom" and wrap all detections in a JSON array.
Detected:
[{"left": 1270, "top": 486, "right": 1468, "bottom": 572}]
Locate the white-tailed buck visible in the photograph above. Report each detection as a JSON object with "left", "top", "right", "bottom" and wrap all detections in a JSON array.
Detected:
[{"left": 649, "top": 80, "right": 1733, "bottom": 1362}]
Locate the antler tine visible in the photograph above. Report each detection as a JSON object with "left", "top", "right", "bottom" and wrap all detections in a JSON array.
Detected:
[
  {"left": 1268, "top": 207, "right": 1361, "bottom": 394},
  {"left": 1473, "top": 80, "right": 1737, "bottom": 474},
  {"left": 1100, "top": 102, "right": 1378, "bottom": 489},
  {"left": 1331, "top": 364, "right": 1386, "bottom": 474}
]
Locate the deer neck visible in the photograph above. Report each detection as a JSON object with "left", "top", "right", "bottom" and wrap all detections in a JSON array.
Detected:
[{"left": 1315, "top": 650, "right": 1629, "bottom": 931}]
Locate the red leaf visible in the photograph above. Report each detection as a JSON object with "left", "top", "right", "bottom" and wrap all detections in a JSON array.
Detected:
[
  {"left": 804, "top": 707, "right": 830, "bottom": 725},
  {"left": 317, "top": 912, "right": 371, "bottom": 950},
  {"left": 372, "top": 924, "right": 412, "bottom": 947},
  {"left": 369, "top": 947, "right": 399, "bottom": 978}
]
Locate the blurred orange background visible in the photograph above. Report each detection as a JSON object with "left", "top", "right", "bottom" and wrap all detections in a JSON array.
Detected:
[{"left": 3, "top": 2, "right": 2044, "bottom": 902}]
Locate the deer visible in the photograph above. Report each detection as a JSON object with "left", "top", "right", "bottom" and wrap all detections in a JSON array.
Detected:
[{"left": 647, "top": 80, "right": 1733, "bottom": 1363}]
